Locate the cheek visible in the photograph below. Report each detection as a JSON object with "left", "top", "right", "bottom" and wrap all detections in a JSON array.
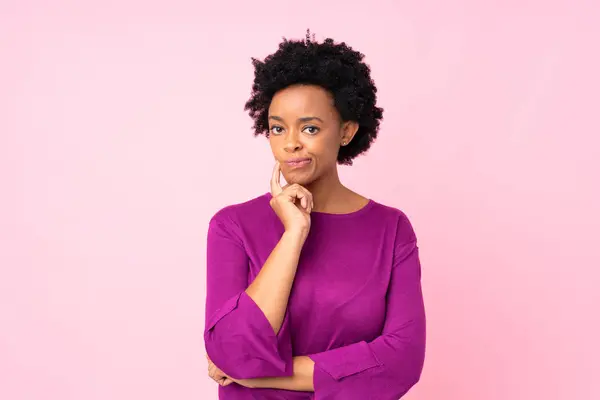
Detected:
[{"left": 312, "top": 138, "right": 340, "bottom": 163}]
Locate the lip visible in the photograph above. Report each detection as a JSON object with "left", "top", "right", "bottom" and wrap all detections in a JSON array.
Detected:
[{"left": 285, "top": 158, "right": 312, "bottom": 168}]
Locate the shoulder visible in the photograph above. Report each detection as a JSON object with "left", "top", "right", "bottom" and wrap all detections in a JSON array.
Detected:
[
  {"left": 369, "top": 199, "right": 418, "bottom": 245},
  {"left": 208, "top": 192, "right": 272, "bottom": 230}
]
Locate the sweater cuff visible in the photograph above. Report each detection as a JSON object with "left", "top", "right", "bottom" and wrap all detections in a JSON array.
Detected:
[
  {"left": 309, "top": 341, "right": 382, "bottom": 389},
  {"left": 205, "top": 291, "right": 293, "bottom": 378}
]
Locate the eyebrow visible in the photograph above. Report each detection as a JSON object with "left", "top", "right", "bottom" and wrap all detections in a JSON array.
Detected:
[{"left": 269, "top": 116, "right": 324, "bottom": 123}]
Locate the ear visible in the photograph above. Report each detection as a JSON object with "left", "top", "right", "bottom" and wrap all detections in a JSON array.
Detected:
[{"left": 340, "top": 121, "right": 359, "bottom": 146}]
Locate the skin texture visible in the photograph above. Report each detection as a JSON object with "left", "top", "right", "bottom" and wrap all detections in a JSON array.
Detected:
[
  {"left": 207, "top": 84, "right": 371, "bottom": 391},
  {"left": 243, "top": 30, "right": 384, "bottom": 166},
  {"left": 268, "top": 84, "right": 369, "bottom": 213}
]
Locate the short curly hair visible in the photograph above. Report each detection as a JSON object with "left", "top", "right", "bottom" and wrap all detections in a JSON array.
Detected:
[{"left": 244, "top": 29, "right": 384, "bottom": 165}]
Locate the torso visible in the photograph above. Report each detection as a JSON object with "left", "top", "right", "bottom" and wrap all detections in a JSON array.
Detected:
[{"left": 214, "top": 192, "right": 412, "bottom": 399}]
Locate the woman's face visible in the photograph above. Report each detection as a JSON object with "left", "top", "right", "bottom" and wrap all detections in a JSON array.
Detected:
[{"left": 267, "top": 84, "right": 357, "bottom": 186}]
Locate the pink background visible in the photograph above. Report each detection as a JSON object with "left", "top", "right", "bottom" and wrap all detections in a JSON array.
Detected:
[{"left": 1, "top": 1, "right": 599, "bottom": 399}]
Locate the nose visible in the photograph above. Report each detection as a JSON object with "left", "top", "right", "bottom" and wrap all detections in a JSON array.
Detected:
[{"left": 283, "top": 130, "right": 303, "bottom": 153}]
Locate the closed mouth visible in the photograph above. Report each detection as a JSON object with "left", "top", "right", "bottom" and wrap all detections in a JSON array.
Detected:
[{"left": 285, "top": 158, "right": 312, "bottom": 167}]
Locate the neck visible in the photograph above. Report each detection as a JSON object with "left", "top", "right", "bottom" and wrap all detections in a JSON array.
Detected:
[{"left": 303, "top": 167, "right": 349, "bottom": 213}]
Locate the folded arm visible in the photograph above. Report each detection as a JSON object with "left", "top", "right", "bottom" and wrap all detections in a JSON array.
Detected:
[
  {"left": 237, "top": 239, "right": 426, "bottom": 398},
  {"left": 203, "top": 213, "right": 304, "bottom": 380}
]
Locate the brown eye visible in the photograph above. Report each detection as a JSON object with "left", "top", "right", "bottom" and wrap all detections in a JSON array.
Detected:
[
  {"left": 303, "top": 126, "right": 320, "bottom": 135},
  {"left": 270, "top": 126, "right": 284, "bottom": 135}
]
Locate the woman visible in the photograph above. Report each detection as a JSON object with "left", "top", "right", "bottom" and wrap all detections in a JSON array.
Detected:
[{"left": 204, "top": 30, "right": 426, "bottom": 399}]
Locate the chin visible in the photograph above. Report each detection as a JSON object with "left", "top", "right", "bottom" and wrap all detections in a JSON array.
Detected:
[{"left": 283, "top": 171, "right": 316, "bottom": 187}]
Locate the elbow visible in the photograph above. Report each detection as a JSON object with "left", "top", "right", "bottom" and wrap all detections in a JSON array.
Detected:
[
  {"left": 386, "top": 357, "right": 424, "bottom": 399},
  {"left": 399, "top": 341, "right": 426, "bottom": 394},
  {"left": 203, "top": 292, "right": 293, "bottom": 378},
  {"left": 404, "top": 333, "right": 426, "bottom": 383},
  {"left": 204, "top": 330, "right": 293, "bottom": 379},
  {"left": 406, "top": 364, "right": 423, "bottom": 392},
  {"left": 384, "top": 337, "right": 425, "bottom": 397}
]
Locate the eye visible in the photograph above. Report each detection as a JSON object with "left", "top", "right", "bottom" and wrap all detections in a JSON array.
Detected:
[
  {"left": 303, "top": 126, "right": 320, "bottom": 135},
  {"left": 269, "top": 126, "right": 284, "bottom": 135}
]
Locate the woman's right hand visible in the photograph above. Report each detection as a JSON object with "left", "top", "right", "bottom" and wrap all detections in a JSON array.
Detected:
[{"left": 270, "top": 161, "right": 313, "bottom": 238}]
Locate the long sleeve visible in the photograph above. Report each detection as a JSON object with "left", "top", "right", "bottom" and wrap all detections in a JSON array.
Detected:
[
  {"left": 308, "top": 239, "right": 426, "bottom": 400},
  {"left": 203, "top": 213, "right": 293, "bottom": 379}
]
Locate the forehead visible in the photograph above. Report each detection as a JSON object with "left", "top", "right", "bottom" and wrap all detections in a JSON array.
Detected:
[{"left": 268, "top": 84, "right": 337, "bottom": 120}]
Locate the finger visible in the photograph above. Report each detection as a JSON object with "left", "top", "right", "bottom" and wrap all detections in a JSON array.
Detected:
[
  {"left": 219, "top": 377, "right": 234, "bottom": 386},
  {"left": 206, "top": 354, "right": 214, "bottom": 372},
  {"left": 295, "top": 187, "right": 311, "bottom": 213},
  {"left": 213, "top": 372, "right": 226, "bottom": 382},
  {"left": 270, "top": 161, "right": 283, "bottom": 196},
  {"left": 284, "top": 185, "right": 313, "bottom": 213},
  {"left": 209, "top": 364, "right": 224, "bottom": 381},
  {"left": 307, "top": 190, "right": 314, "bottom": 212},
  {"left": 213, "top": 366, "right": 227, "bottom": 381}
]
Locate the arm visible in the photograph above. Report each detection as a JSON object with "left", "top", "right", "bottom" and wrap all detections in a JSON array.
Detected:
[
  {"left": 234, "top": 356, "right": 315, "bottom": 392},
  {"left": 203, "top": 213, "right": 305, "bottom": 380},
  {"left": 240, "top": 236, "right": 426, "bottom": 398},
  {"left": 248, "top": 162, "right": 312, "bottom": 336},
  {"left": 308, "top": 239, "right": 426, "bottom": 399},
  {"left": 246, "top": 230, "right": 306, "bottom": 335}
]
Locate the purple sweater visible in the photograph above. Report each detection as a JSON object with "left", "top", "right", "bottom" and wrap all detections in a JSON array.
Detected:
[{"left": 204, "top": 192, "right": 426, "bottom": 399}]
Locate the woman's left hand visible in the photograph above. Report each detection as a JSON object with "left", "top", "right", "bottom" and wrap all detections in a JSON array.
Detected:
[
  {"left": 206, "top": 354, "right": 259, "bottom": 388},
  {"left": 206, "top": 354, "right": 234, "bottom": 387}
]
